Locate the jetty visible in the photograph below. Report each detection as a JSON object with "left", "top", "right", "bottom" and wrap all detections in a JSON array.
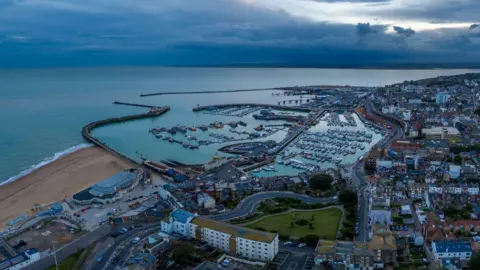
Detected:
[
  {"left": 82, "top": 106, "right": 170, "bottom": 165},
  {"left": 113, "top": 101, "right": 159, "bottom": 109}
]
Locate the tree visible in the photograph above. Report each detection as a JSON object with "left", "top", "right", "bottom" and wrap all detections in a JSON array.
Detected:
[
  {"left": 303, "top": 234, "right": 320, "bottom": 247},
  {"left": 454, "top": 155, "right": 462, "bottom": 165},
  {"left": 309, "top": 174, "right": 333, "bottom": 190},
  {"left": 470, "top": 252, "right": 480, "bottom": 270},
  {"left": 339, "top": 190, "right": 358, "bottom": 207}
]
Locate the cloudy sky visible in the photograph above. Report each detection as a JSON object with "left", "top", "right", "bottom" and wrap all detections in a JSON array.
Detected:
[{"left": 0, "top": 0, "right": 479, "bottom": 67}]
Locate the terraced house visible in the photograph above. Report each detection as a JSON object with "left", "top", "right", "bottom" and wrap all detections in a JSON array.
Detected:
[{"left": 161, "top": 209, "right": 279, "bottom": 261}]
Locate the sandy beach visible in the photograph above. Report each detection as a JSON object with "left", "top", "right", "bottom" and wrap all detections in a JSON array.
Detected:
[{"left": 0, "top": 146, "right": 133, "bottom": 229}]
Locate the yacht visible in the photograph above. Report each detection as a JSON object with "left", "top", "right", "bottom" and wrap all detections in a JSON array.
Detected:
[{"left": 333, "top": 157, "right": 342, "bottom": 164}]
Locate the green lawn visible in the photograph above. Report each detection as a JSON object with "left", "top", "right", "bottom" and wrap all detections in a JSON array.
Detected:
[
  {"left": 247, "top": 208, "right": 342, "bottom": 240},
  {"left": 47, "top": 248, "right": 85, "bottom": 270}
]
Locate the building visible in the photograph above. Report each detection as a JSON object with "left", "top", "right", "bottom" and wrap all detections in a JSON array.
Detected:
[
  {"left": 315, "top": 240, "right": 377, "bottom": 270},
  {"left": 367, "top": 226, "right": 397, "bottom": 267},
  {"left": 161, "top": 209, "right": 279, "bottom": 261},
  {"left": 197, "top": 193, "right": 215, "bottom": 209},
  {"left": 72, "top": 168, "right": 142, "bottom": 204},
  {"left": 161, "top": 209, "right": 196, "bottom": 238},
  {"left": 431, "top": 240, "right": 472, "bottom": 260},
  {"left": 436, "top": 92, "right": 451, "bottom": 104},
  {"left": 422, "top": 127, "right": 460, "bottom": 140},
  {"left": 0, "top": 241, "right": 40, "bottom": 270}
]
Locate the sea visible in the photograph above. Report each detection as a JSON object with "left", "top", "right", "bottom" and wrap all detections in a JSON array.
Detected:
[{"left": 0, "top": 67, "right": 477, "bottom": 185}]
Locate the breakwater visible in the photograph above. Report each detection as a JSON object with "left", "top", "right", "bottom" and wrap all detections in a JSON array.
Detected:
[
  {"left": 82, "top": 106, "right": 170, "bottom": 165},
  {"left": 192, "top": 103, "right": 312, "bottom": 113},
  {"left": 140, "top": 87, "right": 278, "bottom": 97},
  {"left": 113, "top": 101, "right": 159, "bottom": 109}
]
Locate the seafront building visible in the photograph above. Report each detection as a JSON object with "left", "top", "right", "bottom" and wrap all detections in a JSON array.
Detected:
[
  {"left": 0, "top": 241, "right": 40, "bottom": 270},
  {"left": 72, "top": 168, "right": 143, "bottom": 204},
  {"left": 161, "top": 209, "right": 279, "bottom": 261}
]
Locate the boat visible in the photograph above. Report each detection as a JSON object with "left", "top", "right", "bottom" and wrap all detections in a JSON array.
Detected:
[
  {"left": 190, "top": 145, "right": 199, "bottom": 149},
  {"left": 253, "top": 168, "right": 262, "bottom": 173},
  {"left": 333, "top": 157, "right": 342, "bottom": 164},
  {"left": 163, "top": 136, "right": 170, "bottom": 140},
  {"left": 190, "top": 127, "right": 197, "bottom": 131},
  {"left": 183, "top": 143, "right": 189, "bottom": 148}
]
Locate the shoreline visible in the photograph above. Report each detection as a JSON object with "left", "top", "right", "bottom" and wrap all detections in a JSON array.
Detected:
[
  {"left": 1, "top": 144, "right": 92, "bottom": 187},
  {"left": 0, "top": 146, "right": 132, "bottom": 230}
]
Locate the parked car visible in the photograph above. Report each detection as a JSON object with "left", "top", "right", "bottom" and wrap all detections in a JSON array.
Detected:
[
  {"left": 283, "top": 242, "right": 293, "bottom": 246},
  {"left": 298, "top": 243, "right": 306, "bottom": 248},
  {"left": 403, "top": 225, "right": 408, "bottom": 231},
  {"left": 131, "top": 237, "right": 141, "bottom": 244}
]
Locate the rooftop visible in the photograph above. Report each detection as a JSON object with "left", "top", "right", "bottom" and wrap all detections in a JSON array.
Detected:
[
  {"left": 191, "top": 217, "right": 277, "bottom": 243},
  {"left": 171, "top": 209, "right": 195, "bottom": 224},
  {"left": 433, "top": 240, "right": 472, "bottom": 253},
  {"left": 90, "top": 171, "right": 137, "bottom": 196}
]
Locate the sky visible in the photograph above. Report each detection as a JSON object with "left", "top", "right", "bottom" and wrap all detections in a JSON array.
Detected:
[{"left": 0, "top": 0, "right": 479, "bottom": 68}]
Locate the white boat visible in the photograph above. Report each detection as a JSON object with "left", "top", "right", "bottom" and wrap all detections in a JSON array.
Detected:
[
  {"left": 253, "top": 168, "right": 262, "bottom": 173},
  {"left": 333, "top": 157, "right": 343, "bottom": 164}
]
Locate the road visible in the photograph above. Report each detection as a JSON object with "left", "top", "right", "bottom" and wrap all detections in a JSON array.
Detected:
[
  {"left": 206, "top": 191, "right": 337, "bottom": 221},
  {"left": 353, "top": 100, "right": 404, "bottom": 242},
  {"left": 26, "top": 225, "right": 114, "bottom": 270},
  {"left": 93, "top": 223, "right": 162, "bottom": 270}
]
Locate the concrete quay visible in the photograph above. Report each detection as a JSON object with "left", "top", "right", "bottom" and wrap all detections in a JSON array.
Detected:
[{"left": 82, "top": 106, "right": 170, "bottom": 165}]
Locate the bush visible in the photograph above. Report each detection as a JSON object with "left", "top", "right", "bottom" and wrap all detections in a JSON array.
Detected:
[
  {"left": 295, "top": 219, "right": 309, "bottom": 226},
  {"left": 309, "top": 174, "right": 333, "bottom": 190},
  {"left": 303, "top": 234, "right": 320, "bottom": 247},
  {"left": 279, "top": 234, "right": 290, "bottom": 241}
]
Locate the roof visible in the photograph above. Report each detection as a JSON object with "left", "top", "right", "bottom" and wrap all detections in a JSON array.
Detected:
[
  {"left": 191, "top": 217, "right": 277, "bottom": 243},
  {"left": 90, "top": 171, "right": 137, "bottom": 196},
  {"left": 433, "top": 240, "right": 472, "bottom": 253},
  {"left": 368, "top": 226, "right": 397, "bottom": 250},
  {"left": 0, "top": 253, "right": 28, "bottom": 270},
  {"left": 171, "top": 209, "right": 195, "bottom": 224}
]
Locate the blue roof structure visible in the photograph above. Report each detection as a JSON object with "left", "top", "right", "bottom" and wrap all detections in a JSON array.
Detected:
[
  {"left": 89, "top": 171, "right": 137, "bottom": 197},
  {"left": 433, "top": 240, "right": 472, "bottom": 253},
  {"left": 171, "top": 209, "right": 195, "bottom": 224}
]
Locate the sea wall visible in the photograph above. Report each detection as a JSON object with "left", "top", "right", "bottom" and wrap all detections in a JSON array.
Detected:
[
  {"left": 81, "top": 106, "right": 171, "bottom": 166},
  {"left": 192, "top": 103, "right": 313, "bottom": 113}
]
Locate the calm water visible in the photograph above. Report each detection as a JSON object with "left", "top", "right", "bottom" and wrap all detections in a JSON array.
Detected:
[{"left": 0, "top": 67, "right": 477, "bottom": 184}]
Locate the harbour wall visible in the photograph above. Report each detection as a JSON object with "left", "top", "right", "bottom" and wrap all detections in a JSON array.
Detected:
[
  {"left": 81, "top": 106, "right": 171, "bottom": 166},
  {"left": 192, "top": 103, "right": 313, "bottom": 113}
]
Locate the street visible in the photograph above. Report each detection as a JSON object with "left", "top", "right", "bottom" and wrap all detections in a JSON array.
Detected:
[{"left": 207, "top": 191, "right": 337, "bottom": 221}]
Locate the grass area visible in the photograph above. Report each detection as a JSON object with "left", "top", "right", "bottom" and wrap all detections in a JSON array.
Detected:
[
  {"left": 247, "top": 208, "right": 342, "bottom": 240},
  {"left": 47, "top": 248, "right": 84, "bottom": 270},
  {"left": 411, "top": 251, "right": 426, "bottom": 260}
]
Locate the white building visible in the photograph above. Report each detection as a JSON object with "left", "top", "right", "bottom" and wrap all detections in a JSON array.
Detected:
[
  {"left": 161, "top": 209, "right": 195, "bottom": 238},
  {"left": 161, "top": 209, "right": 279, "bottom": 261},
  {"left": 422, "top": 127, "right": 459, "bottom": 140},
  {"left": 432, "top": 240, "right": 472, "bottom": 260},
  {"left": 0, "top": 248, "right": 40, "bottom": 270},
  {"left": 197, "top": 193, "right": 215, "bottom": 209}
]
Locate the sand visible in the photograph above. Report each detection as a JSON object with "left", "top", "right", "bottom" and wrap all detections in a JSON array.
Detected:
[{"left": 0, "top": 146, "right": 133, "bottom": 229}]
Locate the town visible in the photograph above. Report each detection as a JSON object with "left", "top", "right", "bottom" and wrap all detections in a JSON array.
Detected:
[{"left": 2, "top": 73, "right": 480, "bottom": 270}]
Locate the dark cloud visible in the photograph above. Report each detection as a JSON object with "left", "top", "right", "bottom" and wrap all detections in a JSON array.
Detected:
[
  {"left": 393, "top": 26, "right": 415, "bottom": 38},
  {"left": 470, "top": 24, "right": 479, "bottom": 31},
  {"left": 356, "top": 23, "right": 377, "bottom": 36},
  {"left": 0, "top": 0, "right": 478, "bottom": 67}
]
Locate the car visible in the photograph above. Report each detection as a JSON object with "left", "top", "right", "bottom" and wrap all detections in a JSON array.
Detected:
[
  {"left": 298, "top": 243, "right": 306, "bottom": 248},
  {"left": 13, "top": 240, "right": 27, "bottom": 249},
  {"left": 403, "top": 225, "right": 408, "bottom": 231},
  {"left": 131, "top": 237, "right": 141, "bottom": 244},
  {"left": 122, "top": 227, "right": 129, "bottom": 232},
  {"left": 283, "top": 241, "right": 293, "bottom": 246},
  {"left": 110, "top": 232, "right": 121, "bottom": 238},
  {"left": 96, "top": 256, "right": 104, "bottom": 263},
  {"left": 333, "top": 196, "right": 338, "bottom": 200}
]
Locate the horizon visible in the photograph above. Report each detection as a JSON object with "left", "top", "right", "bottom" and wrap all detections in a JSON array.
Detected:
[{"left": 0, "top": 0, "right": 479, "bottom": 68}]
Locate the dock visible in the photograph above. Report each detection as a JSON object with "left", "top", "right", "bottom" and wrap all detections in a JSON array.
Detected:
[
  {"left": 113, "top": 101, "right": 159, "bottom": 109},
  {"left": 192, "top": 103, "right": 313, "bottom": 113}
]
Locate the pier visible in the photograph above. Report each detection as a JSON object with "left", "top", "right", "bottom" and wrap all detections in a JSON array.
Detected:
[
  {"left": 82, "top": 106, "right": 170, "bottom": 166},
  {"left": 113, "top": 101, "right": 159, "bottom": 109}
]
